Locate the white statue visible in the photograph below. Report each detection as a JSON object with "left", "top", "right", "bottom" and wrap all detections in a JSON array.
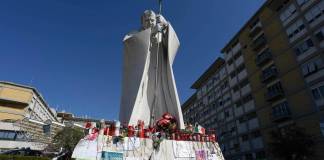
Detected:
[{"left": 119, "top": 10, "right": 184, "bottom": 129}]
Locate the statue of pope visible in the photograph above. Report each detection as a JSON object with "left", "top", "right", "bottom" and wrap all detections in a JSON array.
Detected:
[{"left": 120, "top": 10, "right": 184, "bottom": 129}]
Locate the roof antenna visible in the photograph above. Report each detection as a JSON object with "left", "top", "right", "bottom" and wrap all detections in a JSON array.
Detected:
[{"left": 158, "top": 0, "right": 163, "bottom": 15}]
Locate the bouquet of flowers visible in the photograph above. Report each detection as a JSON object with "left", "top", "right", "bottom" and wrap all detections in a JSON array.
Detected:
[{"left": 156, "top": 113, "right": 177, "bottom": 135}]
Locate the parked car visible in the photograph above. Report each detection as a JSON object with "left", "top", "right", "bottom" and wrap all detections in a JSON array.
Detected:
[{"left": 0, "top": 147, "right": 43, "bottom": 156}]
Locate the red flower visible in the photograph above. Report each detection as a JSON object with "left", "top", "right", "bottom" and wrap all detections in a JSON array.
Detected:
[
  {"left": 157, "top": 118, "right": 170, "bottom": 128},
  {"left": 85, "top": 122, "right": 92, "bottom": 129},
  {"left": 128, "top": 126, "right": 135, "bottom": 137},
  {"left": 162, "top": 113, "right": 173, "bottom": 120},
  {"left": 91, "top": 128, "right": 99, "bottom": 134},
  {"left": 103, "top": 127, "right": 109, "bottom": 135}
]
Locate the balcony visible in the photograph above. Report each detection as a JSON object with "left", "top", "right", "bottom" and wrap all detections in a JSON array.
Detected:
[
  {"left": 244, "top": 100, "right": 255, "bottom": 113},
  {"left": 261, "top": 67, "right": 278, "bottom": 83},
  {"left": 256, "top": 50, "right": 272, "bottom": 66},
  {"left": 226, "top": 63, "right": 235, "bottom": 74},
  {"left": 235, "top": 55, "right": 244, "bottom": 66},
  {"left": 251, "top": 35, "right": 267, "bottom": 51},
  {"left": 229, "top": 77, "right": 238, "bottom": 87},
  {"left": 305, "top": 68, "right": 324, "bottom": 84},
  {"left": 266, "top": 89, "right": 284, "bottom": 101},
  {"left": 240, "top": 141, "right": 251, "bottom": 152},
  {"left": 251, "top": 137, "right": 264, "bottom": 149},
  {"left": 234, "top": 106, "right": 244, "bottom": 117},
  {"left": 241, "top": 84, "right": 251, "bottom": 96},
  {"left": 224, "top": 51, "right": 233, "bottom": 61},
  {"left": 300, "top": 0, "right": 316, "bottom": 11},
  {"left": 237, "top": 123, "right": 248, "bottom": 134},
  {"left": 232, "top": 91, "right": 240, "bottom": 102},
  {"left": 238, "top": 70, "right": 248, "bottom": 81},
  {"left": 271, "top": 104, "right": 291, "bottom": 122},
  {"left": 315, "top": 98, "right": 324, "bottom": 109},
  {"left": 248, "top": 118, "right": 259, "bottom": 130},
  {"left": 249, "top": 22, "right": 263, "bottom": 38}
]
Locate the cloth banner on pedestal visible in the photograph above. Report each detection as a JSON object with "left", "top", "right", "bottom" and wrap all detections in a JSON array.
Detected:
[
  {"left": 172, "top": 141, "right": 195, "bottom": 158},
  {"left": 71, "top": 139, "right": 99, "bottom": 160}
]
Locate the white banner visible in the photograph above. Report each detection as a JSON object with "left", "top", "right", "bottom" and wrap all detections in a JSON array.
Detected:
[
  {"left": 72, "top": 139, "right": 100, "bottom": 160},
  {"left": 172, "top": 141, "right": 195, "bottom": 158}
]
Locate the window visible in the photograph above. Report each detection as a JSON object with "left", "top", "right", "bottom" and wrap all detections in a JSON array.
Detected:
[
  {"left": 239, "top": 117, "right": 246, "bottom": 124},
  {"left": 252, "top": 34, "right": 267, "bottom": 49},
  {"left": 270, "top": 82, "right": 283, "bottom": 91},
  {"left": 315, "top": 27, "right": 324, "bottom": 42},
  {"left": 312, "top": 89, "right": 321, "bottom": 100},
  {"left": 242, "top": 134, "right": 249, "bottom": 141},
  {"left": 295, "top": 38, "right": 314, "bottom": 56},
  {"left": 301, "top": 58, "right": 324, "bottom": 77},
  {"left": 233, "top": 85, "right": 240, "bottom": 92},
  {"left": 280, "top": 4, "right": 297, "bottom": 22},
  {"left": 235, "top": 101, "right": 242, "bottom": 108},
  {"left": 245, "top": 153, "right": 253, "bottom": 160},
  {"left": 207, "top": 80, "right": 213, "bottom": 90},
  {"left": 230, "top": 72, "right": 236, "bottom": 78},
  {"left": 320, "top": 117, "right": 324, "bottom": 136},
  {"left": 197, "top": 90, "right": 202, "bottom": 99},
  {"left": 286, "top": 19, "right": 306, "bottom": 39},
  {"left": 0, "top": 130, "right": 17, "bottom": 140},
  {"left": 262, "top": 65, "right": 277, "bottom": 78},
  {"left": 236, "top": 64, "right": 245, "bottom": 73},
  {"left": 218, "top": 100, "right": 223, "bottom": 106},
  {"left": 220, "top": 68, "right": 226, "bottom": 77},
  {"left": 311, "top": 84, "right": 324, "bottom": 100},
  {"left": 246, "top": 112, "right": 257, "bottom": 120},
  {"left": 233, "top": 51, "right": 242, "bottom": 60},
  {"left": 225, "top": 110, "right": 230, "bottom": 117},
  {"left": 228, "top": 58, "right": 234, "bottom": 65},
  {"left": 256, "top": 151, "right": 266, "bottom": 159},
  {"left": 315, "top": 32, "right": 324, "bottom": 42},
  {"left": 251, "top": 130, "right": 261, "bottom": 138},
  {"left": 272, "top": 101, "right": 290, "bottom": 116},
  {"left": 250, "top": 18, "right": 260, "bottom": 28},
  {"left": 268, "top": 82, "right": 284, "bottom": 94},
  {"left": 242, "top": 94, "right": 253, "bottom": 103},
  {"left": 231, "top": 41, "right": 241, "bottom": 54},
  {"left": 297, "top": 0, "right": 310, "bottom": 6},
  {"left": 304, "top": 2, "right": 324, "bottom": 25},
  {"left": 224, "top": 81, "right": 229, "bottom": 87},
  {"left": 240, "top": 79, "right": 250, "bottom": 88},
  {"left": 276, "top": 0, "right": 290, "bottom": 11}
]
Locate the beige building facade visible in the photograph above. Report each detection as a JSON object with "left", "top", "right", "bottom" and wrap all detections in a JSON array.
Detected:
[{"left": 0, "top": 81, "right": 63, "bottom": 151}]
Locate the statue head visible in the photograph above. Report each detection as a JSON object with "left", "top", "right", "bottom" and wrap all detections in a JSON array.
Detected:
[{"left": 141, "top": 10, "right": 156, "bottom": 30}]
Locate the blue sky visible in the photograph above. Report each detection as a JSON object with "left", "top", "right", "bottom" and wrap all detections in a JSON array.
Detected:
[{"left": 0, "top": 0, "right": 264, "bottom": 120}]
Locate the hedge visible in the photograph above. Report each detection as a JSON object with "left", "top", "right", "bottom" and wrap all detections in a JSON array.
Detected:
[{"left": 0, "top": 155, "right": 50, "bottom": 160}]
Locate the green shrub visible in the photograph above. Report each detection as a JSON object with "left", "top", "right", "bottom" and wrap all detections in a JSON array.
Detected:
[{"left": 0, "top": 155, "right": 50, "bottom": 160}]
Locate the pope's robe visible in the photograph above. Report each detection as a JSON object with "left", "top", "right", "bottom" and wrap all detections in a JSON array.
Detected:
[{"left": 120, "top": 23, "right": 184, "bottom": 129}]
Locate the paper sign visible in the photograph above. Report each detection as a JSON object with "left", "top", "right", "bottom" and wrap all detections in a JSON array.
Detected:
[
  {"left": 195, "top": 150, "right": 206, "bottom": 160},
  {"left": 123, "top": 137, "right": 141, "bottom": 151},
  {"left": 102, "top": 151, "right": 123, "bottom": 160},
  {"left": 208, "top": 154, "right": 219, "bottom": 160}
]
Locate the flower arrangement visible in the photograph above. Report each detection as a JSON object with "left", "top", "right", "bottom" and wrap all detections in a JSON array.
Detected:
[{"left": 82, "top": 113, "right": 217, "bottom": 145}]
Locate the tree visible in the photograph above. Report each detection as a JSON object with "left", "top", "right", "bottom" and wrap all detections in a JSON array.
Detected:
[
  {"left": 269, "top": 126, "right": 315, "bottom": 160},
  {"left": 49, "top": 127, "right": 84, "bottom": 160}
]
